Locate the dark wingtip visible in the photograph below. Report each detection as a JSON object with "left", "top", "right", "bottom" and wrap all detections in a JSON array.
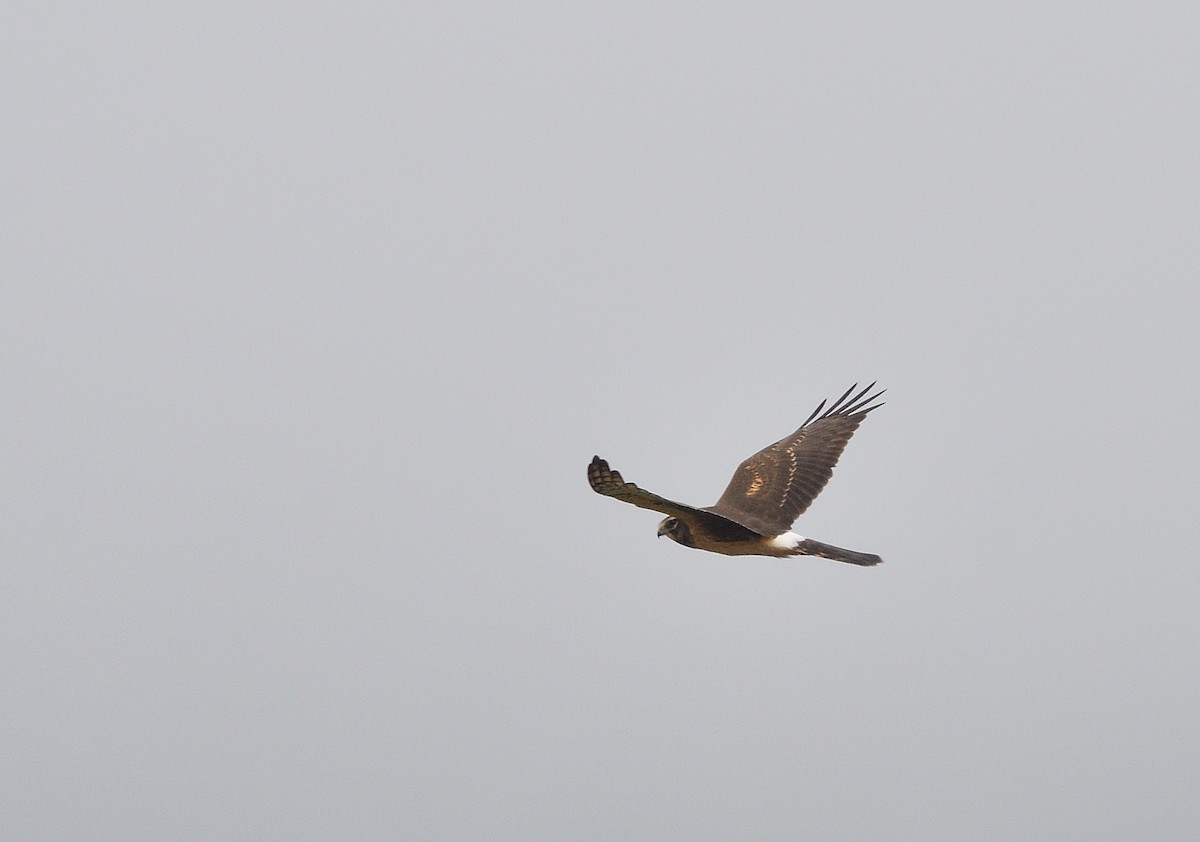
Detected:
[
  {"left": 588, "top": 455, "right": 621, "bottom": 494},
  {"left": 804, "top": 382, "right": 887, "bottom": 426},
  {"left": 800, "top": 398, "right": 828, "bottom": 428}
]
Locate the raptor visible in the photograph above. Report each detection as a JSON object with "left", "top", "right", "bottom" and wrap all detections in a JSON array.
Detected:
[{"left": 587, "top": 383, "right": 884, "bottom": 565}]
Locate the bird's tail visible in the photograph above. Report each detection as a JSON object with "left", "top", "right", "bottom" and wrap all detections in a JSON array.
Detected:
[{"left": 796, "top": 538, "right": 883, "bottom": 567}]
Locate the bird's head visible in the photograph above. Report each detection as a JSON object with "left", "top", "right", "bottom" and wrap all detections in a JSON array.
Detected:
[{"left": 656, "top": 517, "right": 693, "bottom": 547}]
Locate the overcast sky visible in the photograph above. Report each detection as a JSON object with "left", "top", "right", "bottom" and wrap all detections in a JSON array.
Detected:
[{"left": 4, "top": 3, "right": 1199, "bottom": 840}]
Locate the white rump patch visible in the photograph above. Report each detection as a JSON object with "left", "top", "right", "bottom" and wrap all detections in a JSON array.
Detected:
[{"left": 768, "top": 531, "right": 805, "bottom": 551}]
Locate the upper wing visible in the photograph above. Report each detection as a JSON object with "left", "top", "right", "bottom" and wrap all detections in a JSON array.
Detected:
[
  {"left": 706, "top": 383, "right": 884, "bottom": 535},
  {"left": 588, "top": 455, "right": 718, "bottom": 521}
]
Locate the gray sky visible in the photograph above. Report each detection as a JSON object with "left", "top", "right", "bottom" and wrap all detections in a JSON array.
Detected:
[{"left": 4, "top": 3, "right": 1199, "bottom": 840}]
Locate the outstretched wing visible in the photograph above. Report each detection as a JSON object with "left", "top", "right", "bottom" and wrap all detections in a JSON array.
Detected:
[
  {"left": 707, "top": 383, "right": 884, "bottom": 535},
  {"left": 587, "top": 456, "right": 712, "bottom": 519}
]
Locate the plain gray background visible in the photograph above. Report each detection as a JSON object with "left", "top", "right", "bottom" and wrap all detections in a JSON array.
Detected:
[{"left": 4, "top": 3, "right": 1198, "bottom": 839}]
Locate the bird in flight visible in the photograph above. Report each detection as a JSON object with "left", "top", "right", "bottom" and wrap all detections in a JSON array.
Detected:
[{"left": 587, "top": 383, "right": 884, "bottom": 566}]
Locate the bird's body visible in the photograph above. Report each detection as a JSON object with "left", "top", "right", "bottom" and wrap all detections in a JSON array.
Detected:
[{"left": 587, "top": 383, "right": 884, "bottom": 566}]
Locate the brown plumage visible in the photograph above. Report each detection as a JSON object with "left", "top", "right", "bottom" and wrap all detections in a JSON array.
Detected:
[{"left": 587, "top": 383, "right": 884, "bottom": 565}]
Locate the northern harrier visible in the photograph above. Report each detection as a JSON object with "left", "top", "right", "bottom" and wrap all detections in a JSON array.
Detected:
[{"left": 587, "top": 383, "right": 884, "bottom": 566}]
